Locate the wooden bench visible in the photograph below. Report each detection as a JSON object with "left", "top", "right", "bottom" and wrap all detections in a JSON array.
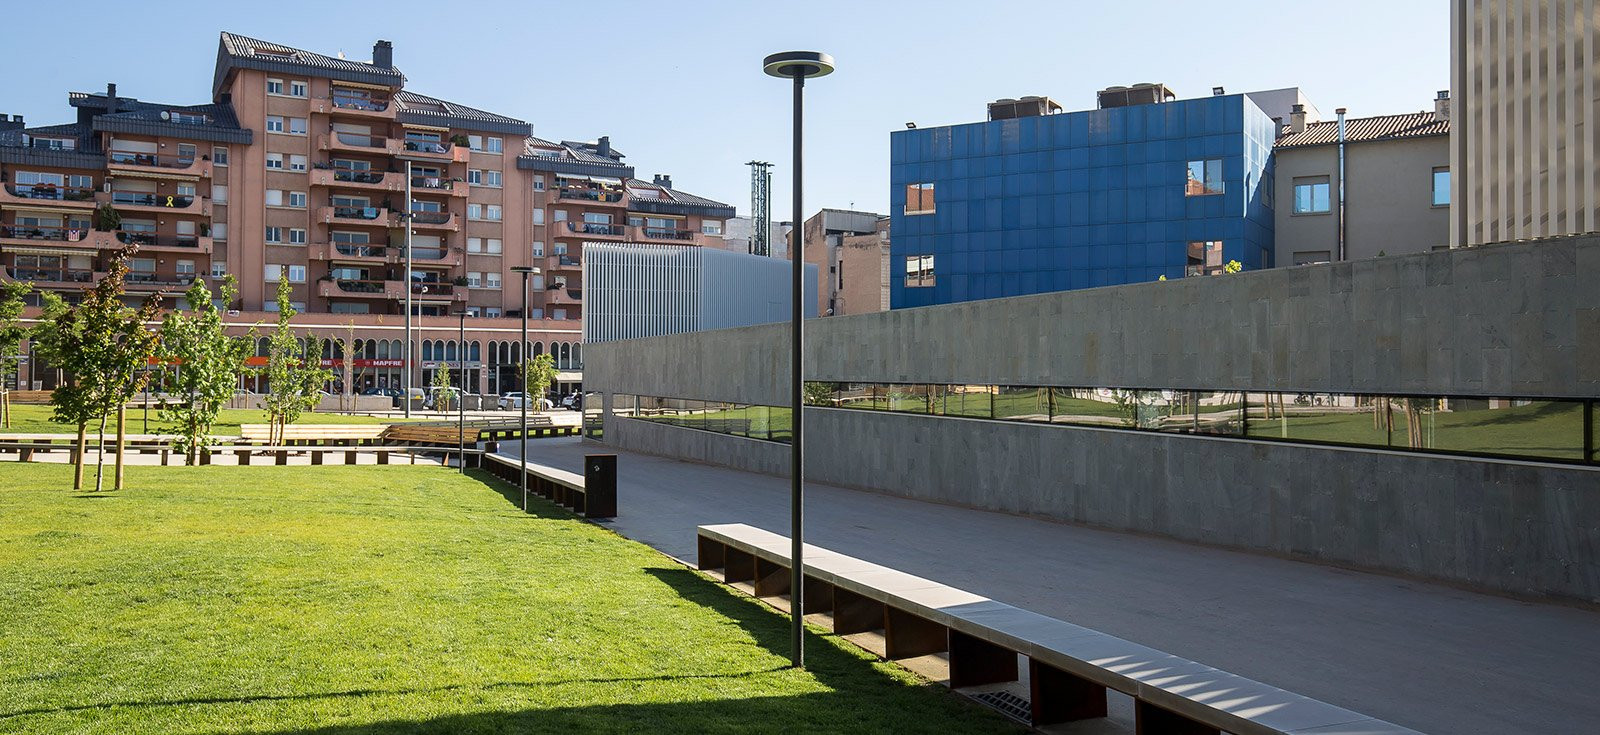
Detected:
[
  {"left": 482, "top": 453, "right": 615, "bottom": 518},
  {"left": 696, "top": 524, "right": 1421, "bottom": 735},
  {"left": 237, "top": 424, "right": 388, "bottom": 446}
]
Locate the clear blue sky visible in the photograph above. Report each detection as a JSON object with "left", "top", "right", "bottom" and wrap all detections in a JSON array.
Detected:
[{"left": 0, "top": 0, "right": 1447, "bottom": 218}]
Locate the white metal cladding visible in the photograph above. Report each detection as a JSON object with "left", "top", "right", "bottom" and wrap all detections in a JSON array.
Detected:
[
  {"left": 1452, "top": 0, "right": 1600, "bottom": 246},
  {"left": 584, "top": 243, "right": 817, "bottom": 343}
]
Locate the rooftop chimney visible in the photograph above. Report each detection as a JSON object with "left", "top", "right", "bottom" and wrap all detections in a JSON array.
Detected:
[
  {"left": 596, "top": 135, "right": 611, "bottom": 158},
  {"left": 373, "top": 40, "right": 393, "bottom": 69},
  {"left": 1288, "top": 103, "right": 1307, "bottom": 135},
  {"left": 1434, "top": 90, "right": 1451, "bottom": 122},
  {"left": 653, "top": 173, "right": 672, "bottom": 189},
  {"left": 105, "top": 82, "right": 118, "bottom": 115},
  {"left": 0, "top": 114, "right": 23, "bottom": 132}
]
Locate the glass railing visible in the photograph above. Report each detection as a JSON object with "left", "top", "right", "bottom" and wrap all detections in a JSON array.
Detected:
[
  {"left": 642, "top": 227, "right": 694, "bottom": 240},
  {"left": 411, "top": 282, "right": 453, "bottom": 295},
  {"left": 112, "top": 192, "right": 193, "bottom": 208},
  {"left": 117, "top": 232, "right": 202, "bottom": 248},
  {"left": 109, "top": 151, "right": 196, "bottom": 168},
  {"left": 612, "top": 395, "right": 792, "bottom": 444},
  {"left": 332, "top": 206, "right": 384, "bottom": 220},
  {"left": 410, "top": 176, "right": 452, "bottom": 190},
  {"left": 0, "top": 225, "right": 90, "bottom": 242},
  {"left": 330, "top": 94, "right": 389, "bottom": 112},
  {"left": 408, "top": 211, "right": 452, "bottom": 224},
  {"left": 566, "top": 221, "right": 623, "bottom": 236},
  {"left": 558, "top": 188, "right": 623, "bottom": 203},
  {"left": 554, "top": 255, "right": 580, "bottom": 267},
  {"left": 13, "top": 268, "right": 93, "bottom": 283},
  {"left": 126, "top": 272, "right": 197, "bottom": 286},
  {"left": 334, "top": 243, "right": 386, "bottom": 258},
  {"left": 5, "top": 184, "right": 96, "bottom": 201},
  {"left": 333, "top": 170, "right": 385, "bottom": 184},
  {"left": 335, "top": 279, "right": 385, "bottom": 293},
  {"left": 334, "top": 132, "right": 387, "bottom": 148},
  {"left": 401, "top": 139, "right": 452, "bottom": 155},
  {"left": 411, "top": 247, "right": 447, "bottom": 260}
]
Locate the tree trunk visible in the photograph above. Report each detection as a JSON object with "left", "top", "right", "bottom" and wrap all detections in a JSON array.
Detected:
[
  {"left": 115, "top": 404, "right": 126, "bottom": 491},
  {"left": 73, "top": 421, "right": 87, "bottom": 490},
  {"left": 93, "top": 412, "right": 109, "bottom": 493}
]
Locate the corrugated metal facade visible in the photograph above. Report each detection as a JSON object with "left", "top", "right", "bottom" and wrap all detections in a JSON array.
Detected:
[
  {"left": 583, "top": 244, "right": 817, "bottom": 343},
  {"left": 1452, "top": 0, "right": 1600, "bottom": 245}
]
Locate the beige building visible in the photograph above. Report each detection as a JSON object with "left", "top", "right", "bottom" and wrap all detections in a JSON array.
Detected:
[
  {"left": 1451, "top": 0, "right": 1600, "bottom": 246},
  {"left": 795, "top": 208, "right": 882, "bottom": 316},
  {"left": 834, "top": 217, "right": 890, "bottom": 316},
  {"left": 1274, "top": 100, "right": 1451, "bottom": 264}
]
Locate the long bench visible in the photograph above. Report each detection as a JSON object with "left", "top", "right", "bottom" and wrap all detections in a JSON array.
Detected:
[
  {"left": 696, "top": 524, "right": 1421, "bottom": 735},
  {"left": 483, "top": 452, "right": 616, "bottom": 518},
  {"left": 0, "top": 441, "right": 467, "bottom": 467},
  {"left": 238, "top": 424, "right": 388, "bottom": 446}
]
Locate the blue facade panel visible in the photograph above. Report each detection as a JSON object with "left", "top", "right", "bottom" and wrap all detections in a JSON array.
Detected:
[{"left": 890, "top": 95, "right": 1277, "bottom": 309}]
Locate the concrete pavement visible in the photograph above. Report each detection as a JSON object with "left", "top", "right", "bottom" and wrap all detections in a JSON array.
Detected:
[{"left": 500, "top": 437, "right": 1600, "bottom": 734}]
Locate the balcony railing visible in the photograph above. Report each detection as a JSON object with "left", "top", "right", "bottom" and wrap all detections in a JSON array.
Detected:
[
  {"left": 112, "top": 192, "right": 195, "bottom": 208},
  {"left": 410, "top": 247, "right": 449, "bottom": 260},
  {"left": 331, "top": 94, "right": 389, "bottom": 112},
  {"left": 334, "top": 243, "right": 387, "bottom": 258},
  {"left": 408, "top": 211, "right": 452, "bottom": 225},
  {"left": 334, "top": 279, "right": 386, "bottom": 293},
  {"left": 109, "top": 151, "right": 197, "bottom": 169},
  {"left": 5, "top": 184, "right": 97, "bottom": 202},
  {"left": 555, "top": 255, "right": 580, "bottom": 267},
  {"left": 332, "top": 206, "right": 385, "bottom": 220},
  {"left": 334, "top": 170, "right": 386, "bottom": 184},
  {"left": 401, "top": 140, "right": 453, "bottom": 155},
  {"left": 13, "top": 268, "right": 93, "bottom": 283},
  {"left": 116, "top": 232, "right": 203, "bottom": 249},
  {"left": 1, "top": 225, "right": 91, "bottom": 242},
  {"left": 126, "top": 272, "right": 198, "bottom": 287},
  {"left": 641, "top": 227, "right": 695, "bottom": 241},
  {"left": 565, "top": 221, "right": 624, "bottom": 236},
  {"left": 334, "top": 132, "right": 388, "bottom": 149},
  {"left": 558, "top": 188, "right": 623, "bottom": 203},
  {"left": 411, "top": 281, "right": 454, "bottom": 296},
  {"left": 410, "top": 176, "right": 454, "bottom": 190}
]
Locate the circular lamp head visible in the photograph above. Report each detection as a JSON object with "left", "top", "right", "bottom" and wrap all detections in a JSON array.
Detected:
[
  {"left": 763, "top": 51, "right": 834, "bottom": 79},
  {"left": 510, "top": 266, "right": 541, "bottom": 274}
]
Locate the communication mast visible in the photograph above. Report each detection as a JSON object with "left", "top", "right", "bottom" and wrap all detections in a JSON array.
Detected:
[{"left": 747, "top": 160, "right": 773, "bottom": 256}]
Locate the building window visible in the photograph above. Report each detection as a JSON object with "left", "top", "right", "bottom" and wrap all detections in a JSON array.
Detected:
[
  {"left": 288, "top": 117, "right": 308, "bottom": 136},
  {"left": 468, "top": 169, "right": 483, "bottom": 185},
  {"left": 266, "top": 79, "right": 284, "bottom": 95},
  {"left": 213, "top": 185, "right": 228, "bottom": 204},
  {"left": 265, "top": 153, "right": 283, "bottom": 170},
  {"left": 1186, "top": 241, "right": 1224, "bottom": 276},
  {"left": 904, "top": 255, "right": 935, "bottom": 287},
  {"left": 486, "top": 170, "right": 502, "bottom": 187},
  {"left": 265, "top": 226, "right": 283, "bottom": 243},
  {"left": 485, "top": 204, "right": 502, "bottom": 221},
  {"left": 486, "top": 307, "right": 502, "bottom": 318},
  {"left": 531, "top": 241, "right": 544, "bottom": 257},
  {"left": 468, "top": 237, "right": 483, "bottom": 253},
  {"left": 210, "top": 146, "right": 228, "bottom": 166},
  {"left": 468, "top": 204, "right": 482, "bottom": 220},
  {"left": 486, "top": 272, "right": 501, "bottom": 288},
  {"left": 486, "top": 238, "right": 502, "bottom": 254},
  {"left": 177, "top": 143, "right": 197, "bottom": 163},
  {"left": 532, "top": 208, "right": 545, "bottom": 225},
  {"left": 287, "top": 265, "right": 306, "bottom": 283},
  {"left": 176, "top": 259, "right": 195, "bottom": 276},
  {"left": 1185, "top": 159, "right": 1225, "bottom": 196},
  {"left": 289, "top": 228, "right": 307, "bottom": 244},
  {"left": 467, "top": 272, "right": 482, "bottom": 288},
  {"left": 289, "top": 80, "right": 308, "bottom": 98},
  {"left": 264, "top": 264, "right": 282, "bottom": 281},
  {"left": 1431, "top": 167, "right": 1450, "bottom": 207},
  {"left": 532, "top": 175, "right": 545, "bottom": 192},
  {"left": 265, "top": 116, "right": 284, "bottom": 133},
  {"left": 554, "top": 209, "right": 568, "bottom": 222},
  {"left": 468, "top": 135, "right": 483, "bottom": 151},
  {"left": 1293, "top": 176, "right": 1331, "bottom": 214},
  {"left": 289, "top": 191, "right": 308, "bottom": 208},
  {"left": 265, "top": 189, "right": 285, "bottom": 207},
  {"left": 211, "top": 261, "right": 227, "bottom": 277},
  {"left": 702, "top": 219, "right": 723, "bottom": 235},
  {"left": 177, "top": 182, "right": 196, "bottom": 197},
  {"left": 289, "top": 155, "right": 308, "bottom": 172},
  {"left": 552, "top": 308, "right": 567, "bottom": 320},
  {"left": 553, "top": 243, "right": 568, "bottom": 256},
  {"left": 905, "top": 183, "right": 936, "bottom": 214},
  {"left": 212, "top": 223, "right": 227, "bottom": 241}
]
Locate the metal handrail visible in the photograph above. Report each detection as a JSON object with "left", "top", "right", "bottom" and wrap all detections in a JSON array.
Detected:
[
  {"left": 109, "top": 151, "right": 197, "bottom": 168},
  {"left": 333, "top": 170, "right": 386, "bottom": 184},
  {"left": 402, "top": 139, "right": 453, "bottom": 155},
  {"left": 5, "top": 184, "right": 96, "bottom": 201},
  {"left": 0, "top": 225, "right": 90, "bottom": 242},
  {"left": 112, "top": 192, "right": 194, "bottom": 208},
  {"left": 565, "top": 221, "right": 623, "bottom": 236}
]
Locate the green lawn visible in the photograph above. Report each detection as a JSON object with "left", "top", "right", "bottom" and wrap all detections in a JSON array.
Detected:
[
  {"left": 1, "top": 404, "right": 410, "bottom": 436},
  {"left": 1243, "top": 400, "right": 1587, "bottom": 460},
  {"left": 0, "top": 465, "right": 1019, "bottom": 735}
]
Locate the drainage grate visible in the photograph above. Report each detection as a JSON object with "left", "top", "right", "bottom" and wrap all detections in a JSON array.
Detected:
[{"left": 965, "top": 689, "right": 1032, "bottom": 724}]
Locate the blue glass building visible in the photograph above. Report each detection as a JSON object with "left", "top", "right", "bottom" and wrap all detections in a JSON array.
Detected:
[{"left": 889, "top": 93, "right": 1278, "bottom": 308}]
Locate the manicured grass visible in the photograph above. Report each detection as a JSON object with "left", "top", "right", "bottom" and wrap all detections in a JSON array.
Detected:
[
  {"left": 0, "top": 464, "right": 1019, "bottom": 735},
  {"left": 0, "top": 404, "right": 411, "bottom": 436},
  {"left": 1243, "top": 400, "right": 1587, "bottom": 460}
]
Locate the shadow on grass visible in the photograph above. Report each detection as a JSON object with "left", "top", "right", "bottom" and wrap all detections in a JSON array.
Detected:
[{"left": 468, "top": 467, "right": 582, "bottom": 522}]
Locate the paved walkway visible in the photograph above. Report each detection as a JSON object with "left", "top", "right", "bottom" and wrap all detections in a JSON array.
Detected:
[{"left": 500, "top": 437, "right": 1600, "bottom": 734}]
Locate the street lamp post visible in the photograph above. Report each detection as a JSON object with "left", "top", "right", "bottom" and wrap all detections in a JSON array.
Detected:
[
  {"left": 763, "top": 50, "right": 833, "bottom": 671},
  {"left": 402, "top": 161, "right": 415, "bottom": 418},
  {"left": 454, "top": 310, "right": 468, "bottom": 474},
  {"left": 510, "top": 266, "right": 541, "bottom": 511}
]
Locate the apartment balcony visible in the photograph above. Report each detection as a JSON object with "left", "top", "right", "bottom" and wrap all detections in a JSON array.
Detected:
[
  {"left": 318, "top": 279, "right": 404, "bottom": 299},
  {"left": 107, "top": 151, "right": 209, "bottom": 178},
  {"left": 409, "top": 281, "right": 467, "bottom": 302},
  {"left": 1, "top": 184, "right": 102, "bottom": 209},
  {"left": 7, "top": 267, "right": 100, "bottom": 287},
  {"left": 558, "top": 221, "right": 626, "bottom": 240},
  {"left": 114, "top": 231, "right": 214, "bottom": 254},
  {"left": 310, "top": 168, "right": 399, "bottom": 192},
  {"left": 111, "top": 191, "right": 205, "bottom": 215},
  {"left": 123, "top": 272, "right": 201, "bottom": 291},
  {"left": 546, "top": 254, "right": 581, "bottom": 273},
  {"left": 395, "top": 246, "right": 463, "bottom": 268},
  {"left": 319, "top": 205, "right": 395, "bottom": 227},
  {"left": 394, "top": 139, "right": 469, "bottom": 164},
  {"left": 544, "top": 286, "right": 582, "bottom": 304},
  {"left": 0, "top": 224, "right": 95, "bottom": 248},
  {"left": 311, "top": 94, "right": 396, "bottom": 120},
  {"left": 319, "top": 131, "right": 391, "bottom": 155},
  {"left": 403, "top": 211, "right": 459, "bottom": 232},
  {"left": 633, "top": 225, "right": 697, "bottom": 243},
  {"left": 409, "top": 175, "right": 468, "bottom": 198},
  {"left": 311, "top": 241, "right": 389, "bottom": 263},
  {"left": 556, "top": 187, "right": 626, "bottom": 207}
]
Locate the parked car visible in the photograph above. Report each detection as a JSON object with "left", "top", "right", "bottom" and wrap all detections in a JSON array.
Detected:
[
  {"left": 499, "top": 392, "right": 553, "bottom": 411},
  {"left": 560, "top": 393, "right": 583, "bottom": 411},
  {"left": 363, "top": 387, "right": 402, "bottom": 398}
]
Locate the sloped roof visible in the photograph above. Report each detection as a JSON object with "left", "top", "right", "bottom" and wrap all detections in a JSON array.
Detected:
[
  {"left": 213, "top": 31, "right": 404, "bottom": 100},
  {"left": 625, "top": 178, "right": 735, "bottom": 218},
  {"left": 394, "top": 91, "right": 531, "bottom": 136},
  {"left": 0, "top": 121, "right": 106, "bottom": 167},
  {"left": 517, "top": 137, "right": 634, "bottom": 178},
  {"left": 1276, "top": 112, "right": 1448, "bottom": 149},
  {"left": 88, "top": 98, "right": 251, "bottom": 144}
]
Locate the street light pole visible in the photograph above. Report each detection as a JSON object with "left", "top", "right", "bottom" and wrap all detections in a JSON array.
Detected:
[
  {"left": 510, "top": 266, "right": 540, "bottom": 511},
  {"left": 403, "top": 161, "right": 415, "bottom": 418},
  {"left": 455, "top": 310, "right": 468, "bottom": 474},
  {"left": 763, "top": 50, "right": 833, "bottom": 671}
]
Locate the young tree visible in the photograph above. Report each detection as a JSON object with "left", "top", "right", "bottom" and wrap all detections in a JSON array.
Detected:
[
  {"left": 259, "top": 278, "right": 331, "bottom": 445},
  {"left": 431, "top": 360, "right": 453, "bottom": 412},
  {"left": 43, "top": 247, "right": 162, "bottom": 491},
  {"left": 157, "top": 276, "right": 252, "bottom": 464},
  {"left": 0, "top": 281, "right": 33, "bottom": 428},
  {"left": 338, "top": 321, "right": 358, "bottom": 412},
  {"left": 523, "top": 352, "right": 556, "bottom": 410}
]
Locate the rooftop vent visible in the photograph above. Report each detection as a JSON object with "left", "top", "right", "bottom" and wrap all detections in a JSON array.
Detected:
[
  {"left": 1097, "top": 82, "right": 1176, "bottom": 109},
  {"left": 653, "top": 173, "right": 672, "bottom": 189},
  {"left": 987, "top": 96, "right": 1062, "bottom": 121},
  {"left": 0, "top": 114, "right": 22, "bottom": 131},
  {"left": 373, "top": 40, "right": 393, "bottom": 69}
]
